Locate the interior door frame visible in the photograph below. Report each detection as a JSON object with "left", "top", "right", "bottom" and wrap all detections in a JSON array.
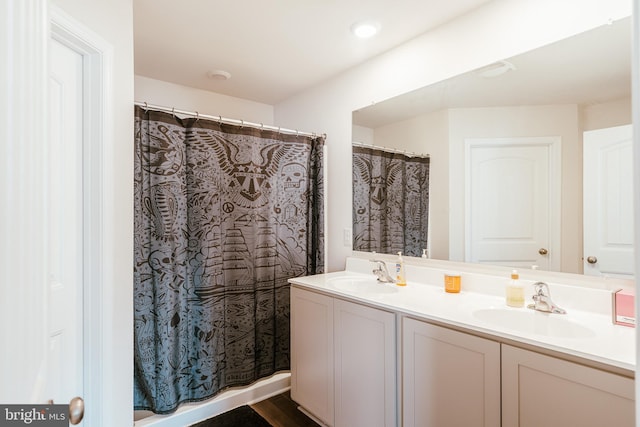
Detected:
[
  {"left": 463, "top": 136, "right": 561, "bottom": 271},
  {"left": 50, "top": 7, "right": 113, "bottom": 424}
]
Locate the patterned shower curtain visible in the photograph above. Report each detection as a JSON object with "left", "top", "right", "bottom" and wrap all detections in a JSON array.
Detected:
[
  {"left": 352, "top": 145, "right": 429, "bottom": 257},
  {"left": 133, "top": 106, "right": 324, "bottom": 414}
]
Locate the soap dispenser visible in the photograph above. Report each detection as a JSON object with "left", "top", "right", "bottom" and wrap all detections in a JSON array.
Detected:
[
  {"left": 395, "top": 251, "right": 407, "bottom": 286},
  {"left": 506, "top": 269, "right": 524, "bottom": 308}
]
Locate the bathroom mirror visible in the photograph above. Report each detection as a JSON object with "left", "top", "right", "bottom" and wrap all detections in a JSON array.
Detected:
[{"left": 352, "top": 17, "right": 632, "bottom": 276}]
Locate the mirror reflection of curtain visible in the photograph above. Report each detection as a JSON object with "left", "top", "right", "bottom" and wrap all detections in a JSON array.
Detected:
[
  {"left": 133, "top": 106, "right": 324, "bottom": 414},
  {"left": 352, "top": 145, "right": 429, "bottom": 257}
]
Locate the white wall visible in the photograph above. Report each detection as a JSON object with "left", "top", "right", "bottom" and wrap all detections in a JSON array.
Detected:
[
  {"left": 352, "top": 124, "right": 374, "bottom": 145},
  {"left": 274, "top": 0, "right": 632, "bottom": 272},
  {"left": 51, "top": 0, "right": 134, "bottom": 425},
  {"left": 582, "top": 96, "right": 632, "bottom": 130},
  {"left": 135, "top": 75, "right": 274, "bottom": 124}
]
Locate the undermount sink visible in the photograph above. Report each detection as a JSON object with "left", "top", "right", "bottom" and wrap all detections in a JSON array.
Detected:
[
  {"left": 327, "top": 276, "right": 399, "bottom": 295},
  {"left": 473, "top": 308, "right": 595, "bottom": 339}
]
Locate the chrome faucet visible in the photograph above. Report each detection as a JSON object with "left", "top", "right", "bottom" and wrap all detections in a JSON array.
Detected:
[
  {"left": 527, "top": 282, "right": 566, "bottom": 314},
  {"left": 370, "top": 259, "right": 395, "bottom": 283}
]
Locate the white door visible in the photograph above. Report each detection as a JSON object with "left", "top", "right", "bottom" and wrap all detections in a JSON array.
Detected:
[
  {"left": 0, "top": 3, "right": 86, "bottom": 419},
  {"left": 47, "top": 36, "right": 85, "bottom": 421},
  {"left": 583, "top": 125, "right": 634, "bottom": 277},
  {"left": 465, "top": 137, "right": 561, "bottom": 270},
  {"left": 3, "top": 3, "right": 125, "bottom": 425},
  {"left": 0, "top": 0, "right": 51, "bottom": 405}
]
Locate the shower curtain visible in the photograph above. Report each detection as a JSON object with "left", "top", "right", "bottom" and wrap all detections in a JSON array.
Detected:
[
  {"left": 133, "top": 106, "right": 324, "bottom": 414},
  {"left": 352, "top": 145, "right": 429, "bottom": 257}
]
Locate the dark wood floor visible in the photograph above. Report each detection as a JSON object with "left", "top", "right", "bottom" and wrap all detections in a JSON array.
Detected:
[{"left": 250, "top": 391, "right": 321, "bottom": 427}]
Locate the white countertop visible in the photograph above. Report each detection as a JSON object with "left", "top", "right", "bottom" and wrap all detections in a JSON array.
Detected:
[{"left": 289, "top": 264, "right": 636, "bottom": 377}]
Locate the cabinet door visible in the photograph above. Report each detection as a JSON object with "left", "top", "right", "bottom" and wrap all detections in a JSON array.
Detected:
[
  {"left": 334, "top": 299, "right": 396, "bottom": 427},
  {"left": 290, "top": 287, "right": 334, "bottom": 426},
  {"left": 402, "top": 318, "right": 500, "bottom": 427},
  {"left": 502, "top": 344, "right": 634, "bottom": 427}
]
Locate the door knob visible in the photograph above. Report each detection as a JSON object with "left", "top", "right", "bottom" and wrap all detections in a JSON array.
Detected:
[
  {"left": 47, "top": 398, "right": 84, "bottom": 424},
  {"left": 69, "top": 397, "right": 84, "bottom": 425},
  {"left": 538, "top": 248, "right": 548, "bottom": 255},
  {"left": 586, "top": 256, "right": 598, "bottom": 264}
]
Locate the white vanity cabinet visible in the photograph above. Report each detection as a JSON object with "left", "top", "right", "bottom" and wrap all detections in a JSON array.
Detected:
[
  {"left": 402, "top": 317, "right": 501, "bottom": 427},
  {"left": 502, "top": 345, "right": 634, "bottom": 427},
  {"left": 334, "top": 298, "right": 396, "bottom": 427},
  {"left": 291, "top": 272, "right": 635, "bottom": 427},
  {"left": 290, "top": 286, "right": 334, "bottom": 426},
  {"left": 402, "top": 317, "right": 634, "bottom": 427},
  {"left": 290, "top": 286, "right": 397, "bottom": 427}
]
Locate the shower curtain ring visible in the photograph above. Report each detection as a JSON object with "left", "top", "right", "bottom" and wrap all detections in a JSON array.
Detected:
[
  {"left": 241, "top": 119, "right": 244, "bottom": 128},
  {"left": 171, "top": 107, "right": 175, "bottom": 117},
  {"left": 195, "top": 111, "right": 199, "bottom": 120},
  {"left": 143, "top": 102, "right": 148, "bottom": 111}
]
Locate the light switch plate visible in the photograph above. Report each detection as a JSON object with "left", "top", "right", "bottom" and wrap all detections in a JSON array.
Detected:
[{"left": 343, "top": 228, "right": 352, "bottom": 246}]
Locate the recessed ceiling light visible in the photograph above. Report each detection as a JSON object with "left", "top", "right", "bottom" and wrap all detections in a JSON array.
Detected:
[
  {"left": 351, "top": 21, "right": 380, "bottom": 39},
  {"left": 207, "top": 69, "right": 231, "bottom": 80}
]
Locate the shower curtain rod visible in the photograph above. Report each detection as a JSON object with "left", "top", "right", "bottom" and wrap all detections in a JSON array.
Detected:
[
  {"left": 352, "top": 141, "right": 429, "bottom": 158},
  {"left": 134, "top": 101, "right": 324, "bottom": 138}
]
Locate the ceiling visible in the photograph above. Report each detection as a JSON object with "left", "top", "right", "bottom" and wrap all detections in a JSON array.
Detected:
[{"left": 133, "top": 0, "right": 493, "bottom": 105}]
